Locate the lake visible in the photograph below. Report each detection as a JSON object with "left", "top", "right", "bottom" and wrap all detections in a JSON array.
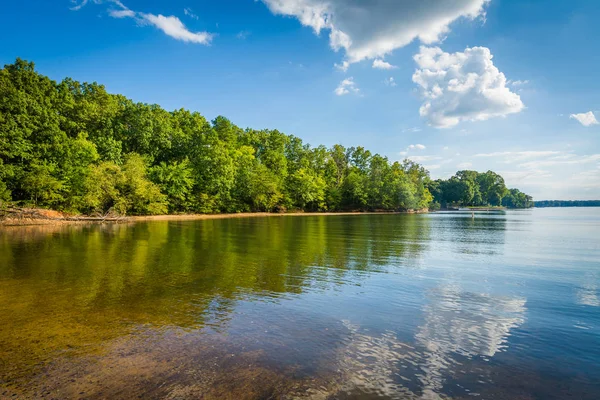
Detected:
[{"left": 1, "top": 208, "right": 599, "bottom": 399}]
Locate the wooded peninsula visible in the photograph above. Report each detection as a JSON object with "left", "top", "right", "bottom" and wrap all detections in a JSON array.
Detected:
[{"left": 0, "top": 59, "right": 533, "bottom": 216}]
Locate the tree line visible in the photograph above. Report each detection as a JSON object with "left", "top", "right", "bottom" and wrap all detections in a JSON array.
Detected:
[
  {"left": 427, "top": 171, "right": 533, "bottom": 209},
  {"left": 0, "top": 59, "right": 532, "bottom": 215},
  {"left": 534, "top": 200, "right": 600, "bottom": 208}
]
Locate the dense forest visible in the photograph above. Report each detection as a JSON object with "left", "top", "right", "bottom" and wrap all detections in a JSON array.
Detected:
[
  {"left": 0, "top": 59, "right": 532, "bottom": 215},
  {"left": 534, "top": 200, "right": 600, "bottom": 208}
]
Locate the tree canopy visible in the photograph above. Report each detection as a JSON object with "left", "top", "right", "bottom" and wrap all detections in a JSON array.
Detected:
[
  {"left": 427, "top": 170, "right": 533, "bottom": 209},
  {"left": 0, "top": 59, "right": 533, "bottom": 215}
]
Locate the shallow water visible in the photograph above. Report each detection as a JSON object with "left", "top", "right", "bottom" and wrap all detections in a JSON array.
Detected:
[{"left": 0, "top": 208, "right": 599, "bottom": 399}]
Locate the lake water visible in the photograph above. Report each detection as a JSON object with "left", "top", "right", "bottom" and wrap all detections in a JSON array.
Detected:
[{"left": 1, "top": 208, "right": 599, "bottom": 399}]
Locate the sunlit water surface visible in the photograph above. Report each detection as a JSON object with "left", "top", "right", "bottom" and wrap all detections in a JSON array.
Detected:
[{"left": 1, "top": 208, "right": 599, "bottom": 399}]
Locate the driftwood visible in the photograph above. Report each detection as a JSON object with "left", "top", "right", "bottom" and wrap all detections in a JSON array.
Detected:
[{"left": 0, "top": 207, "right": 129, "bottom": 224}]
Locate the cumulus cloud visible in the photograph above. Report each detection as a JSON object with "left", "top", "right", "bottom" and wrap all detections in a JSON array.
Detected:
[
  {"left": 71, "top": 0, "right": 213, "bottom": 45},
  {"left": 412, "top": 46, "right": 524, "bottom": 128},
  {"left": 570, "top": 111, "right": 599, "bottom": 127},
  {"left": 400, "top": 143, "right": 426, "bottom": 156},
  {"left": 261, "top": 0, "right": 490, "bottom": 65},
  {"left": 335, "top": 77, "right": 359, "bottom": 96},
  {"left": 373, "top": 59, "right": 396, "bottom": 70}
]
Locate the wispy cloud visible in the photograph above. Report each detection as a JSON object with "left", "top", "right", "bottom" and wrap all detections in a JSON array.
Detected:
[
  {"left": 335, "top": 77, "right": 360, "bottom": 96},
  {"left": 383, "top": 77, "right": 397, "bottom": 87},
  {"left": 108, "top": 8, "right": 135, "bottom": 18},
  {"left": 141, "top": 14, "right": 213, "bottom": 44},
  {"left": 510, "top": 80, "right": 529, "bottom": 86},
  {"left": 402, "top": 127, "right": 422, "bottom": 133},
  {"left": 474, "top": 151, "right": 562, "bottom": 162},
  {"left": 408, "top": 155, "right": 442, "bottom": 163},
  {"left": 236, "top": 30, "right": 251, "bottom": 40},
  {"left": 71, "top": 1, "right": 213, "bottom": 45},
  {"left": 457, "top": 162, "right": 472, "bottom": 169},
  {"left": 519, "top": 154, "right": 600, "bottom": 169},
  {"left": 184, "top": 7, "right": 199, "bottom": 20}
]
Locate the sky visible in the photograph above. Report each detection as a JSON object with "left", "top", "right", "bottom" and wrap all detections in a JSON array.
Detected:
[{"left": 1, "top": 0, "right": 599, "bottom": 200}]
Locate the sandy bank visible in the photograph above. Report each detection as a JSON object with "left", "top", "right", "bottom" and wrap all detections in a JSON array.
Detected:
[{"left": 1, "top": 209, "right": 428, "bottom": 227}]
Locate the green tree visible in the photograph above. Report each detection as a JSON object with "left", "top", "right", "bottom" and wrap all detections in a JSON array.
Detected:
[{"left": 150, "top": 160, "right": 194, "bottom": 212}]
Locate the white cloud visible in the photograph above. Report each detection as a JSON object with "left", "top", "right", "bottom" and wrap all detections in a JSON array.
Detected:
[
  {"left": 518, "top": 154, "right": 600, "bottom": 169},
  {"left": 402, "top": 127, "right": 422, "bottom": 133},
  {"left": 140, "top": 14, "right": 213, "bottom": 44},
  {"left": 400, "top": 143, "right": 426, "bottom": 157},
  {"left": 570, "top": 111, "right": 599, "bottom": 127},
  {"left": 425, "top": 164, "right": 442, "bottom": 170},
  {"left": 474, "top": 151, "right": 562, "bottom": 162},
  {"left": 72, "top": 1, "right": 213, "bottom": 45},
  {"left": 408, "top": 155, "right": 442, "bottom": 163},
  {"left": 373, "top": 59, "right": 396, "bottom": 70},
  {"left": 413, "top": 46, "right": 524, "bottom": 128},
  {"left": 184, "top": 7, "right": 199, "bottom": 20},
  {"left": 510, "top": 80, "right": 529, "bottom": 86},
  {"left": 457, "top": 162, "right": 472, "bottom": 169},
  {"left": 334, "top": 60, "right": 350, "bottom": 72},
  {"left": 261, "top": 0, "right": 490, "bottom": 65},
  {"left": 70, "top": 0, "right": 92, "bottom": 10},
  {"left": 334, "top": 77, "right": 359, "bottom": 96},
  {"left": 383, "top": 77, "right": 397, "bottom": 87},
  {"left": 108, "top": 8, "right": 135, "bottom": 18}
]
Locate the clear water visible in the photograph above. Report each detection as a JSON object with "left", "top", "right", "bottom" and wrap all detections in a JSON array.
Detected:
[{"left": 0, "top": 208, "right": 599, "bottom": 399}]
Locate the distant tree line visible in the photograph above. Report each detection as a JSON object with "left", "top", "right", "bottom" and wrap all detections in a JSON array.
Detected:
[
  {"left": 534, "top": 200, "right": 600, "bottom": 208},
  {"left": 0, "top": 59, "right": 532, "bottom": 215},
  {"left": 427, "top": 171, "right": 534, "bottom": 209}
]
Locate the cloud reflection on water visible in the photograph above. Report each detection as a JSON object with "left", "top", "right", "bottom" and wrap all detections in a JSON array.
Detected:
[{"left": 334, "top": 285, "right": 526, "bottom": 399}]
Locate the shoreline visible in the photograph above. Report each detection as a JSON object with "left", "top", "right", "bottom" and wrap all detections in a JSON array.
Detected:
[{"left": 1, "top": 209, "right": 428, "bottom": 227}]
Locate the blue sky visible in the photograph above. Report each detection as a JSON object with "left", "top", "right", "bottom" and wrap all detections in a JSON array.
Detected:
[{"left": 1, "top": 0, "right": 599, "bottom": 200}]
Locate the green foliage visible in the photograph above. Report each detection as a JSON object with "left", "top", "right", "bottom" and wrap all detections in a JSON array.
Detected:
[
  {"left": 502, "top": 189, "right": 534, "bottom": 209},
  {"left": 82, "top": 155, "right": 167, "bottom": 215},
  {"left": 0, "top": 58, "right": 532, "bottom": 215},
  {"left": 431, "top": 170, "right": 533, "bottom": 209},
  {"left": 150, "top": 160, "right": 194, "bottom": 212},
  {"left": 21, "top": 162, "right": 64, "bottom": 206},
  {"left": 287, "top": 168, "right": 326, "bottom": 211}
]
